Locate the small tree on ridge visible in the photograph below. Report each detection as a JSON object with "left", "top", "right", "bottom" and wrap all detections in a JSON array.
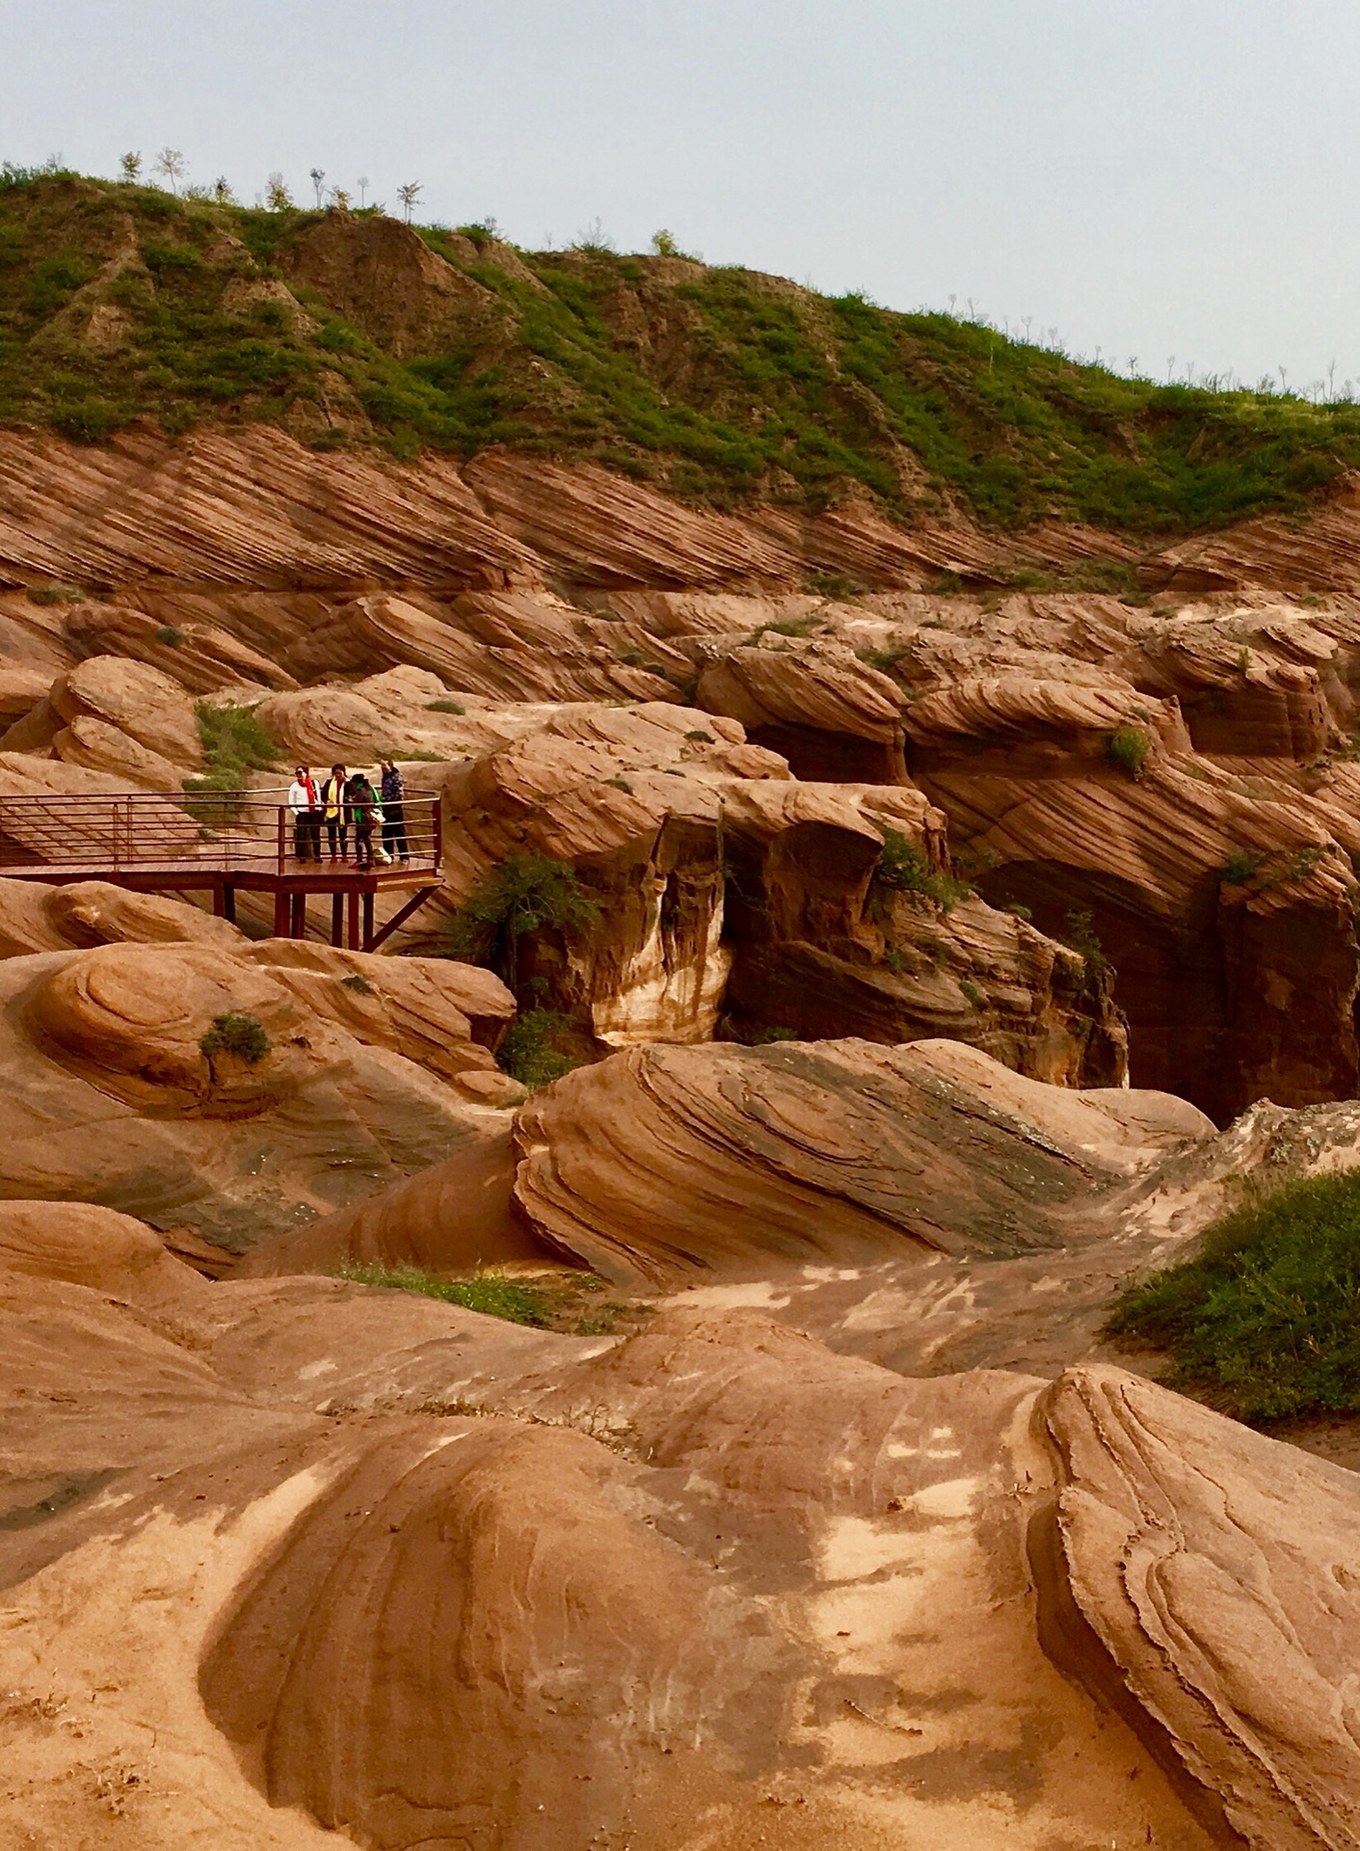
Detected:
[{"left": 154, "top": 147, "right": 185, "bottom": 194}]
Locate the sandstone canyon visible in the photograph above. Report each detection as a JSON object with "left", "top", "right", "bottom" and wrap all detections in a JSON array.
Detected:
[{"left": 3, "top": 173, "right": 1360, "bottom": 1850}]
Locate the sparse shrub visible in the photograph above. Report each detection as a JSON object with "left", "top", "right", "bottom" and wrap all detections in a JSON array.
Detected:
[
  {"left": 1222, "top": 849, "right": 1265, "bottom": 885},
  {"left": 1000, "top": 900, "right": 1033, "bottom": 922},
  {"left": 1105, "top": 722, "right": 1151, "bottom": 780},
  {"left": 341, "top": 972, "right": 375, "bottom": 995},
  {"left": 959, "top": 978, "right": 986, "bottom": 1010},
  {"left": 1059, "top": 907, "right": 1108, "bottom": 976},
  {"left": 743, "top": 615, "right": 820, "bottom": 644},
  {"left": 685, "top": 728, "right": 715, "bottom": 743},
  {"left": 754, "top": 1026, "right": 799, "bottom": 1044},
  {"left": 336, "top": 1261, "right": 550, "bottom": 1326},
  {"left": 51, "top": 397, "right": 125, "bottom": 444},
  {"left": 604, "top": 775, "right": 633, "bottom": 793},
  {"left": 155, "top": 624, "right": 186, "bottom": 645},
  {"left": 872, "top": 828, "right": 972, "bottom": 911},
  {"left": 446, "top": 853, "right": 600, "bottom": 993},
  {"left": 199, "top": 1010, "right": 270, "bottom": 1065},
  {"left": 142, "top": 242, "right": 202, "bottom": 275},
  {"left": 426, "top": 698, "right": 466, "bottom": 714},
  {"left": 803, "top": 571, "right": 864, "bottom": 600},
  {"left": 1105, "top": 1168, "right": 1360, "bottom": 1422},
  {"left": 496, "top": 1008, "right": 577, "bottom": 1087},
  {"left": 182, "top": 701, "right": 280, "bottom": 820},
  {"left": 26, "top": 583, "right": 84, "bottom": 605},
  {"left": 185, "top": 701, "right": 279, "bottom": 797},
  {"left": 856, "top": 646, "right": 906, "bottom": 673}
]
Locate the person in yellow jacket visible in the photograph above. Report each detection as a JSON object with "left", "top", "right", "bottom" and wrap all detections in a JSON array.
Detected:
[{"left": 321, "top": 763, "right": 348, "bottom": 860}]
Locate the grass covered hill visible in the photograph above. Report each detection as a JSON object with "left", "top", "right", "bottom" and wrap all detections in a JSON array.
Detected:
[{"left": 3, "top": 164, "right": 1360, "bottom": 535}]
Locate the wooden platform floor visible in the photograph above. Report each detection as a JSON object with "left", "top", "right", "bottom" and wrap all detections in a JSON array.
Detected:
[{"left": 0, "top": 859, "right": 443, "bottom": 950}]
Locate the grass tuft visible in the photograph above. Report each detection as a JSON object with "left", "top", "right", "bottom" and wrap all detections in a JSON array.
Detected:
[
  {"left": 1105, "top": 722, "right": 1151, "bottom": 780},
  {"left": 335, "top": 1261, "right": 550, "bottom": 1325}
]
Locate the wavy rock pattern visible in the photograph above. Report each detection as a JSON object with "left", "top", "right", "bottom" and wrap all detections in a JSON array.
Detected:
[
  {"left": 512, "top": 1037, "right": 1160, "bottom": 1286},
  {"left": 0, "top": 940, "right": 501, "bottom": 1249},
  {"left": 1037, "top": 1366, "right": 1360, "bottom": 1847},
  {"left": 7, "top": 1256, "right": 1350, "bottom": 1850}
]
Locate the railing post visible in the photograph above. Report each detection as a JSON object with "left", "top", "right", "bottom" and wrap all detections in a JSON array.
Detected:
[{"left": 276, "top": 804, "right": 285, "bottom": 877}]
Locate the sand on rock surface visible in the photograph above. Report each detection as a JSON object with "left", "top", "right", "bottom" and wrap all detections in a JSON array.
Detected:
[{"left": 4, "top": 1243, "right": 1358, "bottom": 1851}]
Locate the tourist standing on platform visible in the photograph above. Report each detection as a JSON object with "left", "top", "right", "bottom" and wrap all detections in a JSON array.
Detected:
[
  {"left": 288, "top": 767, "right": 322, "bottom": 861},
  {"left": 379, "top": 759, "right": 409, "bottom": 862},
  {"left": 347, "top": 770, "right": 378, "bottom": 870},
  {"left": 322, "top": 764, "right": 348, "bottom": 861}
]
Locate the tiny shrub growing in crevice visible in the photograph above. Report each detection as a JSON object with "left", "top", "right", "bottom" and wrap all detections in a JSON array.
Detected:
[
  {"left": 446, "top": 854, "right": 600, "bottom": 994},
  {"left": 495, "top": 1008, "right": 578, "bottom": 1088},
  {"left": 1058, "top": 907, "right": 1109, "bottom": 977},
  {"left": 872, "top": 828, "right": 972, "bottom": 911},
  {"left": 199, "top": 1010, "right": 270, "bottom": 1065},
  {"left": 1105, "top": 722, "right": 1151, "bottom": 780}
]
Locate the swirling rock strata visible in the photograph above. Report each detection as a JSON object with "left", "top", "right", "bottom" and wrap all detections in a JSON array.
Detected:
[
  {"left": 512, "top": 1037, "right": 1155, "bottom": 1286},
  {"left": 1035, "top": 1365, "right": 1360, "bottom": 1847}
]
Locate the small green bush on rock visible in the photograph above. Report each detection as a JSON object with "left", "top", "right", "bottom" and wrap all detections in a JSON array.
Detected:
[
  {"left": 199, "top": 1011, "right": 270, "bottom": 1065},
  {"left": 873, "top": 828, "right": 972, "bottom": 911},
  {"left": 1105, "top": 1168, "right": 1360, "bottom": 1422},
  {"left": 1105, "top": 722, "right": 1151, "bottom": 780}
]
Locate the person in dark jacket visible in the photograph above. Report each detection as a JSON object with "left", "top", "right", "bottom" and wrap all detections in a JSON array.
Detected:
[
  {"left": 379, "top": 759, "right": 409, "bottom": 863},
  {"left": 347, "top": 770, "right": 378, "bottom": 870}
]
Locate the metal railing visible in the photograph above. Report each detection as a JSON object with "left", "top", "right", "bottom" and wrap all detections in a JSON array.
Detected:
[{"left": 0, "top": 789, "right": 442, "bottom": 878}]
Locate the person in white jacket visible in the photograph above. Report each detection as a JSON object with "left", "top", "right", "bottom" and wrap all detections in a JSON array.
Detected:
[{"left": 287, "top": 767, "right": 322, "bottom": 861}]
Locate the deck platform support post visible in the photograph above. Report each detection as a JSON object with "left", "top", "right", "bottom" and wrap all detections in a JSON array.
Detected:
[
  {"left": 272, "top": 892, "right": 289, "bottom": 939},
  {"left": 361, "top": 891, "right": 375, "bottom": 952},
  {"left": 365, "top": 885, "right": 442, "bottom": 953},
  {"left": 346, "top": 890, "right": 360, "bottom": 950},
  {"left": 290, "top": 892, "right": 306, "bottom": 937},
  {"left": 330, "top": 892, "right": 343, "bottom": 947}
]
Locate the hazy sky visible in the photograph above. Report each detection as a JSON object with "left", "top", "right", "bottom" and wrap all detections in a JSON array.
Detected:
[{"left": 4, "top": 0, "right": 1359, "bottom": 390}]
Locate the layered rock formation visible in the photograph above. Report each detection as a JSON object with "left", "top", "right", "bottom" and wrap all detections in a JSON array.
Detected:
[
  {"left": 4, "top": 430, "right": 1360, "bottom": 1114},
  {"left": 0, "top": 936, "right": 514, "bottom": 1249},
  {"left": 9, "top": 198, "right": 1360, "bottom": 1851},
  {"left": 3, "top": 1231, "right": 1358, "bottom": 1849}
]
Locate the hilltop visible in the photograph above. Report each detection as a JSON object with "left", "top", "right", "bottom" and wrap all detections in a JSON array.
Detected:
[{"left": 2, "top": 166, "right": 1358, "bottom": 539}]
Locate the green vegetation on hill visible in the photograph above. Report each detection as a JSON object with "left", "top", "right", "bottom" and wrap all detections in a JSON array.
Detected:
[
  {"left": 1106, "top": 1169, "right": 1360, "bottom": 1423},
  {"left": 3, "top": 166, "right": 1360, "bottom": 534}
]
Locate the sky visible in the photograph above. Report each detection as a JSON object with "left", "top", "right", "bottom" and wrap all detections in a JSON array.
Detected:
[{"left": 4, "top": 0, "right": 1359, "bottom": 392}]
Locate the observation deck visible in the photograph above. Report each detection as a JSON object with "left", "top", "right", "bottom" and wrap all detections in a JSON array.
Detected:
[{"left": 0, "top": 789, "right": 443, "bottom": 951}]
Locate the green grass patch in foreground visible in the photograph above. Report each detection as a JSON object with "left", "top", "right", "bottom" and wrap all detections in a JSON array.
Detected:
[
  {"left": 1105, "top": 1169, "right": 1360, "bottom": 1422},
  {"left": 334, "top": 1261, "right": 640, "bottom": 1336},
  {"left": 335, "top": 1262, "right": 551, "bottom": 1326}
]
